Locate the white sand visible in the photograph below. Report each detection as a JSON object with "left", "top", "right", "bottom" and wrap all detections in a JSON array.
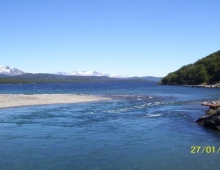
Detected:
[{"left": 0, "top": 94, "right": 111, "bottom": 109}]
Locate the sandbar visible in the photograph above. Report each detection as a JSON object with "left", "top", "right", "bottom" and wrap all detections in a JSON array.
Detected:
[{"left": 0, "top": 94, "right": 111, "bottom": 109}]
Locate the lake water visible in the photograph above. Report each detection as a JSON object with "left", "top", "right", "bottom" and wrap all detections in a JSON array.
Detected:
[{"left": 0, "top": 82, "right": 220, "bottom": 170}]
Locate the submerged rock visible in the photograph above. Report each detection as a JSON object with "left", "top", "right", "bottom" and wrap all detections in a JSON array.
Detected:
[{"left": 196, "top": 102, "right": 220, "bottom": 130}]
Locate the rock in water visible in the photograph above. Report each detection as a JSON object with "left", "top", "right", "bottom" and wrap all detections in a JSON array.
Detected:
[{"left": 196, "top": 102, "right": 220, "bottom": 130}]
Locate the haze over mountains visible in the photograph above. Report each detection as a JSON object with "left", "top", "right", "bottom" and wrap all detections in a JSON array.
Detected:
[{"left": 0, "top": 66, "right": 162, "bottom": 82}]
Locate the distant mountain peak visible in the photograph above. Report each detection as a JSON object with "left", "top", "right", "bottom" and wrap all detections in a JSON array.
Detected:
[
  {"left": 0, "top": 66, "right": 162, "bottom": 81},
  {"left": 56, "top": 70, "right": 126, "bottom": 78},
  {"left": 0, "top": 66, "right": 25, "bottom": 76}
]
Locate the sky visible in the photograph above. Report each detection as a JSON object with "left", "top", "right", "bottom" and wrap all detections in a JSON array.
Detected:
[{"left": 0, "top": 0, "right": 220, "bottom": 77}]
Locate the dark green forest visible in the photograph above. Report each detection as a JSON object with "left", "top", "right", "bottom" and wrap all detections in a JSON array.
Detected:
[
  {"left": 160, "top": 50, "right": 220, "bottom": 85},
  {"left": 0, "top": 74, "right": 118, "bottom": 84},
  {"left": 0, "top": 74, "right": 153, "bottom": 84}
]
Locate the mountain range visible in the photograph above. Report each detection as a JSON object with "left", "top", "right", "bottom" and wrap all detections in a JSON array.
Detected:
[
  {"left": 0, "top": 66, "right": 162, "bottom": 82},
  {"left": 57, "top": 70, "right": 125, "bottom": 78},
  {"left": 0, "top": 66, "right": 126, "bottom": 78}
]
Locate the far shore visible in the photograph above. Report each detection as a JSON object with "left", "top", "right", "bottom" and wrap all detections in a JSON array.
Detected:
[
  {"left": 188, "top": 84, "right": 220, "bottom": 88},
  {"left": 157, "top": 82, "right": 220, "bottom": 88},
  {"left": 0, "top": 94, "right": 111, "bottom": 109}
]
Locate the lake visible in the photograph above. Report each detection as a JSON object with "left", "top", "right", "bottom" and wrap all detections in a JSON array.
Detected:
[{"left": 0, "top": 82, "right": 220, "bottom": 170}]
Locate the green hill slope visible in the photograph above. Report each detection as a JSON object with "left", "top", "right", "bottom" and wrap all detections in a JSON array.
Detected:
[{"left": 160, "top": 50, "right": 220, "bottom": 85}]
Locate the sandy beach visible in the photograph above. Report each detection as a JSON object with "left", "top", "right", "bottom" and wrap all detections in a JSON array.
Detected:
[{"left": 0, "top": 94, "right": 111, "bottom": 109}]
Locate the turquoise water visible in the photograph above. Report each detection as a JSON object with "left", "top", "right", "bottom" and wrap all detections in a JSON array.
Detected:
[{"left": 0, "top": 82, "right": 220, "bottom": 170}]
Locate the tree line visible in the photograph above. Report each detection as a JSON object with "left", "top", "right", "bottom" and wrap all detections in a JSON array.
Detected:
[{"left": 160, "top": 50, "right": 220, "bottom": 85}]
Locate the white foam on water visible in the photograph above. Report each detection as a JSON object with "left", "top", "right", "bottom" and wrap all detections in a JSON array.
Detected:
[
  {"left": 104, "top": 107, "right": 132, "bottom": 113},
  {"left": 145, "top": 113, "right": 161, "bottom": 118},
  {"left": 134, "top": 105, "right": 144, "bottom": 109}
]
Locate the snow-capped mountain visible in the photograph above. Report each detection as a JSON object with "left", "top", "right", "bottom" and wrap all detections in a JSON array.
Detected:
[
  {"left": 0, "top": 66, "right": 25, "bottom": 76},
  {"left": 69, "top": 71, "right": 107, "bottom": 76},
  {"left": 0, "top": 66, "right": 125, "bottom": 78},
  {"left": 0, "top": 66, "right": 162, "bottom": 81},
  {"left": 57, "top": 71, "right": 126, "bottom": 78}
]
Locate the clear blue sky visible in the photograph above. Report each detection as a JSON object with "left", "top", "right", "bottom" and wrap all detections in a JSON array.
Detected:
[{"left": 1, "top": 0, "right": 220, "bottom": 77}]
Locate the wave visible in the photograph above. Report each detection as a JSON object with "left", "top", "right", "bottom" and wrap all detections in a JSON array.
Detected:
[
  {"left": 106, "top": 94, "right": 158, "bottom": 102},
  {"left": 145, "top": 114, "right": 161, "bottom": 118}
]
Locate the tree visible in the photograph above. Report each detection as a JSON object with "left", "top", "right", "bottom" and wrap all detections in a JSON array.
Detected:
[{"left": 160, "top": 50, "right": 220, "bottom": 85}]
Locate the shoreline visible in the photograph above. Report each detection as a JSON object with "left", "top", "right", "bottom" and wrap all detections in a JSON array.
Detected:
[
  {"left": 189, "top": 84, "right": 220, "bottom": 88},
  {"left": 0, "top": 94, "right": 111, "bottom": 109},
  {"left": 157, "top": 82, "right": 220, "bottom": 88},
  {"left": 197, "top": 101, "right": 220, "bottom": 130}
]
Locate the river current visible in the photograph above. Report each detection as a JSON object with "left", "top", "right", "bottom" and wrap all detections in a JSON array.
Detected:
[{"left": 0, "top": 82, "right": 220, "bottom": 170}]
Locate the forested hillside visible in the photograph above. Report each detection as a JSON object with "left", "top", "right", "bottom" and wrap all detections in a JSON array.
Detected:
[
  {"left": 160, "top": 50, "right": 220, "bottom": 85},
  {"left": 0, "top": 74, "right": 152, "bottom": 84}
]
